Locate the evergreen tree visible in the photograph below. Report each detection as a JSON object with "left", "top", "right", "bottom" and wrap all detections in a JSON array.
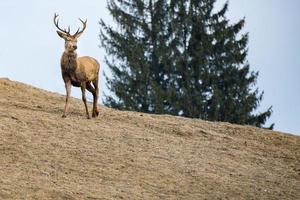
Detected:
[
  {"left": 206, "top": 2, "right": 273, "bottom": 127},
  {"left": 100, "top": 0, "right": 273, "bottom": 128},
  {"left": 100, "top": 0, "right": 171, "bottom": 114}
]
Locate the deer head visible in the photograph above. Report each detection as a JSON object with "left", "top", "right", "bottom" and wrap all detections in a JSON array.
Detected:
[{"left": 53, "top": 13, "right": 87, "bottom": 52}]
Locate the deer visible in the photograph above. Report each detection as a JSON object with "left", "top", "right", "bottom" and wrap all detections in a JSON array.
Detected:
[{"left": 53, "top": 13, "right": 100, "bottom": 119}]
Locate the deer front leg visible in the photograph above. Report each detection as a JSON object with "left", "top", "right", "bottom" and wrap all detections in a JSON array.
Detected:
[
  {"left": 62, "top": 80, "right": 71, "bottom": 118},
  {"left": 81, "top": 83, "right": 91, "bottom": 119}
]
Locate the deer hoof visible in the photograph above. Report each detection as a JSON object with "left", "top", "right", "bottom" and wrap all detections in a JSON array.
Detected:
[
  {"left": 62, "top": 114, "right": 67, "bottom": 118},
  {"left": 87, "top": 115, "right": 91, "bottom": 119},
  {"left": 92, "top": 109, "right": 99, "bottom": 118}
]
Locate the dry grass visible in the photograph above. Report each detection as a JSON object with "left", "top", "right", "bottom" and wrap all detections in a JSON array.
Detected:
[{"left": 0, "top": 78, "right": 299, "bottom": 200}]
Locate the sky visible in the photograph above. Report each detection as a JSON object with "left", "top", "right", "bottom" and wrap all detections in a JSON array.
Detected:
[{"left": 0, "top": 0, "right": 299, "bottom": 135}]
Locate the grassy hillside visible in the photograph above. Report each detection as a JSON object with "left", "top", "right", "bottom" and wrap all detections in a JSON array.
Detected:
[{"left": 0, "top": 78, "right": 299, "bottom": 200}]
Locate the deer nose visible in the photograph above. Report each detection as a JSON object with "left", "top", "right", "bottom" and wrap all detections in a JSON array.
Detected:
[{"left": 73, "top": 45, "right": 77, "bottom": 50}]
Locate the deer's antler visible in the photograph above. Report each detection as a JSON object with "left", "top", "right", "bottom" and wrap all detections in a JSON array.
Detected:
[
  {"left": 73, "top": 18, "right": 87, "bottom": 37},
  {"left": 53, "top": 13, "right": 71, "bottom": 35}
]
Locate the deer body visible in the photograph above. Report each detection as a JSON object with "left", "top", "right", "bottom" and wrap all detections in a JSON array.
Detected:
[
  {"left": 61, "top": 54, "right": 99, "bottom": 86},
  {"left": 54, "top": 13, "right": 100, "bottom": 119}
]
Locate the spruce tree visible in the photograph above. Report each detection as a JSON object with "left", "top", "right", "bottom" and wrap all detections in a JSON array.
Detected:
[
  {"left": 206, "top": 2, "right": 273, "bottom": 127},
  {"left": 100, "top": 0, "right": 171, "bottom": 114},
  {"left": 100, "top": 0, "right": 273, "bottom": 128}
]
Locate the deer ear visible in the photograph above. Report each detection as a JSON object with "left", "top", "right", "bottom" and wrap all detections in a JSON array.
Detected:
[{"left": 57, "top": 31, "right": 67, "bottom": 39}]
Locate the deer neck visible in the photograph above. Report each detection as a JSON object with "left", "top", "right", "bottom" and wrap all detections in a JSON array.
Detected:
[{"left": 62, "top": 51, "right": 78, "bottom": 72}]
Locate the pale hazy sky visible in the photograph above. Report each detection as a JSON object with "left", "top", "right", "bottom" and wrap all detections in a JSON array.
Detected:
[{"left": 0, "top": 0, "right": 299, "bottom": 135}]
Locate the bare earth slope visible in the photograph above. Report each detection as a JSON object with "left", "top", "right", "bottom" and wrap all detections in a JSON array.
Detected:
[{"left": 0, "top": 78, "right": 299, "bottom": 200}]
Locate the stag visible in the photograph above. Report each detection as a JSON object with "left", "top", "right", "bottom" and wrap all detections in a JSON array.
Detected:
[{"left": 54, "top": 13, "right": 100, "bottom": 119}]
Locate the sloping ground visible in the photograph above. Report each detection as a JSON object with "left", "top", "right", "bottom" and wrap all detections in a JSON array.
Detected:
[{"left": 0, "top": 77, "right": 299, "bottom": 200}]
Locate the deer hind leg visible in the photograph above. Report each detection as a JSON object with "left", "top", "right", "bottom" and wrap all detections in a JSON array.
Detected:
[
  {"left": 62, "top": 80, "right": 71, "bottom": 118},
  {"left": 92, "top": 78, "right": 99, "bottom": 117},
  {"left": 86, "top": 82, "right": 98, "bottom": 118},
  {"left": 81, "top": 82, "right": 91, "bottom": 119}
]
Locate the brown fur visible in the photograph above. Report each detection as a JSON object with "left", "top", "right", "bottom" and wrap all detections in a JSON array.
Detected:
[{"left": 54, "top": 13, "right": 100, "bottom": 119}]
